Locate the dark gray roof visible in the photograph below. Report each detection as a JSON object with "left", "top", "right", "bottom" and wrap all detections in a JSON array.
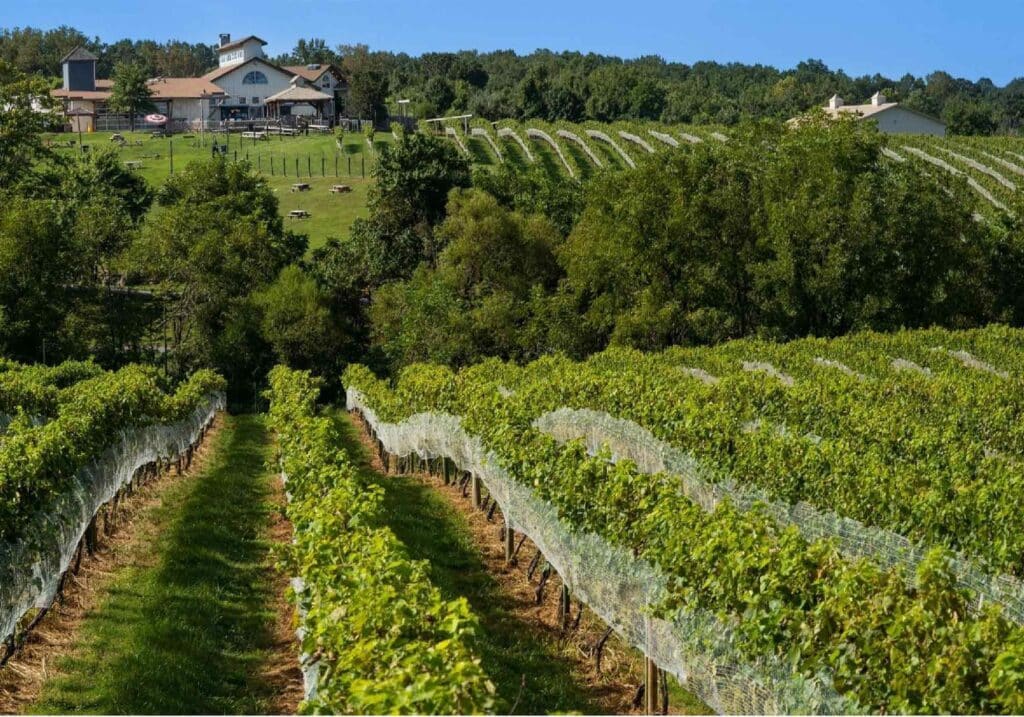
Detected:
[{"left": 60, "top": 46, "right": 98, "bottom": 63}]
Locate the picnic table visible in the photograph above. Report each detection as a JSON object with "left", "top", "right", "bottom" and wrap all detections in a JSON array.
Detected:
[
  {"left": 291, "top": 183, "right": 311, "bottom": 192},
  {"left": 330, "top": 184, "right": 353, "bottom": 194},
  {"left": 241, "top": 131, "right": 268, "bottom": 141},
  {"left": 111, "top": 133, "right": 125, "bottom": 143},
  {"left": 124, "top": 160, "right": 143, "bottom": 171},
  {"left": 309, "top": 124, "right": 331, "bottom": 134},
  {"left": 288, "top": 209, "right": 311, "bottom": 219}
]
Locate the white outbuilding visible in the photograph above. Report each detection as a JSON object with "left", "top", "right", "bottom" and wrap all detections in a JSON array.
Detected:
[{"left": 816, "top": 93, "right": 946, "bottom": 136}]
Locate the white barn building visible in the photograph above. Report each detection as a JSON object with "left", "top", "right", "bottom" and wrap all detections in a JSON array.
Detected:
[{"left": 818, "top": 92, "right": 946, "bottom": 136}]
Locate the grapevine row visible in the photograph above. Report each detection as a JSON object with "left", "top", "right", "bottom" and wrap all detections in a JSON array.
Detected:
[
  {"left": 342, "top": 334, "right": 1024, "bottom": 713},
  {"left": 0, "top": 364, "right": 225, "bottom": 541},
  {"left": 266, "top": 366, "right": 494, "bottom": 715}
]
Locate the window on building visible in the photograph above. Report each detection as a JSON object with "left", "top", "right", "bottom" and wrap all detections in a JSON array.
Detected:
[
  {"left": 239, "top": 97, "right": 248, "bottom": 105},
  {"left": 220, "top": 49, "right": 244, "bottom": 65},
  {"left": 242, "top": 70, "right": 268, "bottom": 85},
  {"left": 252, "top": 97, "right": 261, "bottom": 105}
]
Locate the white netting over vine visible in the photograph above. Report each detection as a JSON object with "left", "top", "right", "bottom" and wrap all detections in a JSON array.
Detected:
[
  {"left": 0, "top": 394, "right": 224, "bottom": 645},
  {"left": 347, "top": 389, "right": 859, "bottom": 715},
  {"left": 279, "top": 469, "right": 320, "bottom": 705},
  {"left": 534, "top": 407, "right": 1024, "bottom": 626}
]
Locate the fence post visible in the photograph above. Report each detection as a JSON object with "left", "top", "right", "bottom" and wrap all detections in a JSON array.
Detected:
[
  {"left": 169, "top": 138, "right": 174, "bottom": 175},
  {"left": 321, "top": 156, "right": 325, "bottom": 176},
  {"left": 645, "top": 657, "right": 659, "bottom": 714},
  {"left": 334, "top": 155, "right": 338, "bottom": 177},
  {"left": 361, "top": 155, "right": 365, "bottom": 178},
  {"left": 645, "top": 614, "right": 659, "bottom": 715},
  {"left": 295, "top": 157, "right": 299, "bottom": 177},
  {"left": 348, "top": 156, "right": 351, "bottom": 175},
  {"left": 472, "top": 474, "right": 481, "bottom": 508},
  {"left": 308, "top": 155, "right": 311, "bottom": 176},
  {"left": 505, "top": 520, "right": 514, "bottom": 563}
]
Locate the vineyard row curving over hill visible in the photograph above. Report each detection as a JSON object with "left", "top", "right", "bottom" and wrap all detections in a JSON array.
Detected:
[{"left": 432, "top": 118, "right": 1024, "bottom": 222}]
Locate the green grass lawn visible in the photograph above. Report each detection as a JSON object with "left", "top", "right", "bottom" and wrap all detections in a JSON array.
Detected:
[
  {"left": 31, "top": 415, "right": 285, "bottom": 715},
  {"left": 272, "top": 175, "right": 371, "bottom": 250},
  {"left": 47, "top": 130, "right": 387, "bottom": 251}
]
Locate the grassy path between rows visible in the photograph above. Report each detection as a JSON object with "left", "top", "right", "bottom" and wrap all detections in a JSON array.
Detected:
[
  {"left": 31, "top": 415, "right": 287, "bottom": 715},
  {"left": 333, "top": 413, "right": 622, "bottom": 715}
]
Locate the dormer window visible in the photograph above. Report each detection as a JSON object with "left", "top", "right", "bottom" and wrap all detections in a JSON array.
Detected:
[{"left": 243, "top": 71, "right": 268, "bottom": 85}]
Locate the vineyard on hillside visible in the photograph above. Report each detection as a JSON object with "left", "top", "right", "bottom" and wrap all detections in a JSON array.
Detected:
[
  {"left": 335, "top": 325, "right": 1024, "bottom": 714},
  {"left": 431, "top": 118, "right": 1024, "bottom": 221}
]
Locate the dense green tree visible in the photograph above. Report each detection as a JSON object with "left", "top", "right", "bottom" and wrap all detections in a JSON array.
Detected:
[
  {"left": 277, "top": 38, "right": 339, "bottom": 67},
  {"left": 369, "top": 189, "right": 562, "bottom": 369},
  {"left": 0, "top": 60, "right": 58, "bottom": 188},
  {"left": 344, "top": 133, "right": 471, "bottom": 285},
  {"left": 0, "top": 198, "right": 74, "bottom": 359},
  {"left": 0, "top": 118, "right": 154, "bottom": 364},
  {"left": 423, "top": 76, "right": 455, "bottom": 116},
  {"left": 470, "top": 163, "right": 583, "bottom": 237},
  {"left": 129, "top": 160, "right": 305, "bottom": 394},
  {"left": 108, "top": 61, "right": 155, "bottom": 131},
  {"left": 560, "top": 117, "right": 992, "bottom": 346},
  {"left": 253, "top": 265, "right": 347, "bottom": 374},
  {"left": 342, "top": 44, "right": 389, "bottom": 122},
  {"left": 944, "top": 99, "right": 1000, "bottom": 135}
]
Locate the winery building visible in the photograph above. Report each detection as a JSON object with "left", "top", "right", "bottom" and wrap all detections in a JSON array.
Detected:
[{"left": 51, "top": 34, "right": 347, "bottom": 132}]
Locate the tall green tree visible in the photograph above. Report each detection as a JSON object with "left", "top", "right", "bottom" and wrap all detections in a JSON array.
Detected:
[
  {"left": 343, "top": 132, "right": 471, "bottom": 287},
  {"left": 108, "top": 61, "right": 155, "bottom": 131},
  {"left": 0, "top": 60, "right": 57, "bottom": 188},
  {"left": 342, "top": 45, "right": 388, "bottom": 123},
  {"left": 129, "top": 159, "right": 305, "bottom": 394}
]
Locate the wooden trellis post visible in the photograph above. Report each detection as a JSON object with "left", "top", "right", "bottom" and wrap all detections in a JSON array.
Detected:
[
  {"left": 645, "top": 615, "right": 659, "bottom": 715},
  {"left": 504, "top": 520, "right": 514, "bottom": 563},
  {"left": 471, "top": 473, "right": 481, "bottom": 508}
]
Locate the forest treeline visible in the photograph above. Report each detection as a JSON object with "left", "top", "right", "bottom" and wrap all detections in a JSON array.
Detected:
[
  {"left": 3, "top": 26, "right": 1023, "bottom": 134},
  {"left": 3, "top": 60, "right": 1024, "bottom": 402}
]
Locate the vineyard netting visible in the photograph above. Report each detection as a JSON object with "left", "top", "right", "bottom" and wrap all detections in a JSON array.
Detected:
[
  {"left": 534, "top": 407, "right": 1024, "bottom": 625},
  {"left": 0, "top": 393, "right": 224, "bottom": 647},
  {"left": 347, "top": 389, "right": 859, "bottom": 715}
]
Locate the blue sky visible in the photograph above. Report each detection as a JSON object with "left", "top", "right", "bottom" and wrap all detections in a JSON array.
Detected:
[{"left": 11, "top": 0, "right": 1023, "bottom": 85}]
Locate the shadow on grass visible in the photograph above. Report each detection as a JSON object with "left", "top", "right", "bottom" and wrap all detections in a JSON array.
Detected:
[
  {"left": 499, "top": 136, "right": 529, "bottom": 171},
  {"left": 467, "top": 136, "right": 497, "bottom": 166},
  {"left": 528, "top": 138, "right": 566, "bottom": 179},
  {"left": 32, "top": 416, "right": 278, "bottom": 716},
  {"left": 332, "top": 414, "right": 606, "bottom": 715},
  {"left": 561, "top": 140, "right": 596, "bottom": 181}
]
